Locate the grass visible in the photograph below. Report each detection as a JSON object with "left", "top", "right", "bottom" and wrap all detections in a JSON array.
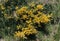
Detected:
[{"left": 54, "top": 24, "right": 60, "bottom": 41}]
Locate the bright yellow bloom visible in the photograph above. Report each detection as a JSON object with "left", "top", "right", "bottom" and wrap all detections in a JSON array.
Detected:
[
  {"left": 26, "top": 18, "right": 32, "bottom": 24},
  {"left": 23, "top": 28, "right": 37, "bottom": 35},
  {"left": 37, "top": 4, "right": 43, "bottom": 9},
  {"left": 14, "top": 3, "right": 52, "bottom": 39},
  {"left": 28, "top": 10, "right": 33, "bottom": 15},
  {"left": 33, "top": 16, "right": 40, "bottom": 23},
  {"left": 22, "top": 15, "right": 28, "bottom": 19},
  {"left": 14, "top": 31, "right": 25, "bottom": 38},
  {"left": 16, "top": 6, "right": 27, "bottom": 15},
  {"left": 22, "top": 25, "right": 37, "bottom": 35},
  {"left": 40, "top": 14, "right": 50, "bottom": 23}
]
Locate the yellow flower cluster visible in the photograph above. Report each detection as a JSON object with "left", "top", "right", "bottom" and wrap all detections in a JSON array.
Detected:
[
  {"left": 26, "top": 18, "right": 32, "bottom": 24},
  {"left": 0, "top": 0, "right": 52, "bottom": 40},
  {"left": 33, "top": 12, "right": 51, "bottom": 23},
  {"left": 28, "top": 10, "right": 33, "bottom": 15},
  {"left": 40, "top": 14, "right": 50, "bottom": 23},
  {"left": 33, "top": 16, "right": 40, "bottom": 23},
  {"left": 14, "top": 31, "right": 25, "bottom": 38},
  {"left": 14, "top": 4, "right": 52, "bottom": 39},
  {"left": 16, "top": 6, "right": 27, "bottom": 15},
  {"left": 37, "top": 4, "right": 43, "bottom": 9},
  {"left": 22, "top": 15, "right": 28, "bottom": 20},
  {"left": 22, "top": 25, "right": 37, "bottom": 35},
  {"left": 14, "top": 24, "right": 37, "bottom": 38}
]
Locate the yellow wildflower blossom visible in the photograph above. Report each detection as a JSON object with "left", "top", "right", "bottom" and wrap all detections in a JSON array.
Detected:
[
  {"left": 22, "top": 25, "right": 37, "bottom": 35},
  {"left": 14, "top": 31, "right": 25, "bottom": 38},
  {"left": 22, "top": 15, "right": 28, "bottom": 19},
  {"left": 26, "top": 18, "right": 32, "bottom": 24},
  {"left": 16, "top": 6, "right": 27, "bottom": 15},
  {"left": 33, "top": 16, "right": 40, "bottom": 23},
  {"left": 28, "top": 10, "right": 33, "bottom": 15},
  {"left": 37, "top": 4, "right": 43, "bottom": 9},
  {"left": 40, "top": 14, "right": 50, "bottom": 23},
  {"left": 14, "top": 3, "right": 52, "bottom": 39},
  {"left": 23, "top": 28, "right": 37, "bottom": 35}
]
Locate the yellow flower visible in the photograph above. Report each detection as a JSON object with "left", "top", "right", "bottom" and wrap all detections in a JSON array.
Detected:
[
  {"left": 33, "top": 16, "right": 40, "bottom": 23},
  {"left": 14, "top": 31, "right": 25, "bottom": 38},
  {"left": 14, "top": 3, "right": 52, "bottom": 39},
  {"left": 37, "top": 4, "right": 43, "bottom": 9},
  {"left": 26, "top": 18, "right": 32, "bottom": 24},
  {"left": 22, "top": 25, "right": 37, "bottom": 35},
  {"left": 16, "top": 6, "right": 27, "bottom": 15},
  {"left": 28, "top": 10, "right": 33, "bottom": 15},
  {"left": 40, "top": 14, "right": 50, "bottom": 23},
  {"left": 22, "top": 15, "right": 28, "bottom": 19},
  {"left": 23, "top": 28, "right": 37, "bottom": 35}
]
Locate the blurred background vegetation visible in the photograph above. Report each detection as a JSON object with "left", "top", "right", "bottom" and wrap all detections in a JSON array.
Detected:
[{"left": 0, "top": 0, "right": 60, "bottom": 41}]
